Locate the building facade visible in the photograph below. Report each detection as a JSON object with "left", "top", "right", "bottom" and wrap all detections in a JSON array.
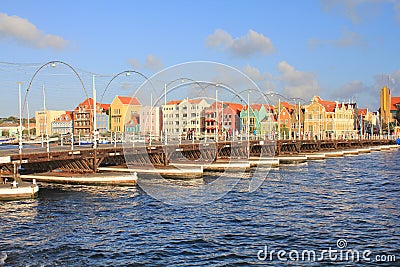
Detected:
[
  {"left": 51, "top": 112, "right": 73, "bottom": 135},
  {"left": 35, "top": 110, "right": 66, "bottom": 137},
  {"left": 304, "top": 96, "right": 355, "bottom": 139},
  {"left": 240, "top": 104, "right": 273, "bottom": 138},
  {"left": 110, "top": 96, "right": 141, "bottom": 133},
  {"left": 140, "top": 106, "right": 162, "bottom": 139},
  {"left": 162, "top": 98, "right": 210, "bottom": 140},
  {"left": 205, "top": 102, "right": 242, "bottom": 140},
  {"left": 73, "top": 98, "right": 110, "bottom": 135}
]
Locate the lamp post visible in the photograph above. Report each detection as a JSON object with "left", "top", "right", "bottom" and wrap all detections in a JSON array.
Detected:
[
  {"left": 92, "top": 75, "right": 98, "bottom": 149},
  {"left": 99, "top": 70, "right": 154, "bottom": 145},
  {"left": 24, "top": 60, "right": 89, "bottom": 152},
  {"left": 18, "top": 82, "right": 23, "bottom": 156}
]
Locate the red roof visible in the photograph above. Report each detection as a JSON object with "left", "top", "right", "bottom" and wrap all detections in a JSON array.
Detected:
[
  {"left": 166, "top": 100, "right": 182, "bottom": 105},
  {"left": 117, "top": 96, "right": 141, "bottom": 105},
  {"left": 243, "top": 104, "right": 274, "bottom": 112},
  {"left": 391, "top": 97, "right": 400, "bottom": 111},
  {"left": 224, "top": 102, "right": 243, "bottom": 112},
  {"left": 188, "top": 99, "right": 203, "bottom": 104},
  {"left": 358, "top": 108, "right": 368, "bottom": 116},
  {"left": 314, "top": 96, "right": 338, "bottom": 112},
  {"left": 75, "top": 98, "right": 111, "bottom": 111},
  {"left": 280, "top": 101, "right": 295, "bottom": 111},
  {"left": 53, "top": 113, "right": 73, "bottom": 122},
  {"left": 100, "top": 103, "right": 110, "bottom": 110}
]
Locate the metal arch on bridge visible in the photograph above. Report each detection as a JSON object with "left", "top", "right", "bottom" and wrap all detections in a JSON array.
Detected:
[
  {"left": 99, "top": 70, "right": 156, "bottom": 105},
  {"left": 23, "top": 60, "right": 89, "bottom": 113}
]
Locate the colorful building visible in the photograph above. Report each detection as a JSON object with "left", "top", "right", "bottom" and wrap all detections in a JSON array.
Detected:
[
  {"left": 140, "top": 106, "right": 162, "bottom": 139},
  {"left": 110, "top": 96, "right": 141, "bottom": 133},
  {"left": 380, "top": 86, "right": 392, "bottom": 124},
  {"left": 73, "top": 98, "right": 110, "bottom": 135},
  {"left": 240, "top": 104, "right": 274, "bottom": 138},
  {"left": 35, "top": 110, "right": 66, "bottom": 137},
  {"left": 162, "top": 98, "right": 210, "bottom": 140},
  {"left": 205, "top": 102, "right": 242, "bottom": 139},
  {"left": 304, "top": 96, "right": 355, "bottom": 139},
  {"left": 51, "top": 112, "right": 73, "bottom": 135}
]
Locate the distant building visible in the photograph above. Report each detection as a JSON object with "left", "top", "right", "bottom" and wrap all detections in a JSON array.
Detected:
[
  {"left": 73, "top": 98, "right": 110, "bottom": 135},
  {"left": 0, "top": 123, "right": 24, "bottom": 137},
  {"left": 380, "top": 86, "right": 392, "bottom": 124},
  {"left": 390, "top": 96, "right": 400, "bottom": 122},
  {"left": 51, "top": 112, "right": 73, "bottom": 135},
  {"left": 140, "top": 106, "right": 162, "bottom": 139},
  {"left": 35, "top": 110, "right": 66, "bottom": 137},
  {"left": 162, "top": 98, "right": 210, "bottom": 140},
  {"left": 304, "top": 96, "right": 355, "bottom": 139},
  {"left": 240, "top": 104, "right": 273, "bottom": 138},
  {"left": 205, "top": 102, "right": 243, "bottom": 140},
  {"left": 110, "top": 96, "right": 141, "bottom": 133}
]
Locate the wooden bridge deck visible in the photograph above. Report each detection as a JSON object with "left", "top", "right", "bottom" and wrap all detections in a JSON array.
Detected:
[{"left": 0, "top": 139, "right": 394, "bottom": 174}]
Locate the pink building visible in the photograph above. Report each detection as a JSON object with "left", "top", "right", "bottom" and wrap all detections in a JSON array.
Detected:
[{"left": 205, "top": 102, "right": 242, "bottom": 139}]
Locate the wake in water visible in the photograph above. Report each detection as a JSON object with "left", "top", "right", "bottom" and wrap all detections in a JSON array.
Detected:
[{"left": 0, "top": 252, "right": 7, "bottom": 265}]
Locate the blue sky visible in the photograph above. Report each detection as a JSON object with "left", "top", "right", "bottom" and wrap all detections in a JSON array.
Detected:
[{"left": 1, "top": 0, "right": 400, "bottom": 117}]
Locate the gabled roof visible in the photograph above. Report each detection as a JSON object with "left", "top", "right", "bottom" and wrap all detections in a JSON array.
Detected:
[
  {"left": 166, "top": 100, "right": 182, "bottom": 105},
  {"left": 117, "top": 96, "right": 141, "bottom": 105},
  {"left": 312, "top": 96, "right": 338, "bottom": 112},
  {"left": 53, "top": 113, "right": 73, "bottom": 123},
  {"left": 280, "top": 101, "right": 295, "bottom": 111},
  {"left": 75, "top": 98, "right": 111, "bottom": 111},
  {"left": 358, "top": 108, "right": 368, "bottom": 116},
  {"left": 187, "top": 99, "right": 204, "bottom": 104},
  {"left": 242, "top": 104, "right": 274, "bottom": 112},
  {"left": 391, "top": 97, "right": 400, "bottom": 111}
]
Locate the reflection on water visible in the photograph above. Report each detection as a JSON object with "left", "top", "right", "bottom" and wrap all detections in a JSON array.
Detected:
[{"left": 0, "top": 150, "right": 399, "bottom": 266}]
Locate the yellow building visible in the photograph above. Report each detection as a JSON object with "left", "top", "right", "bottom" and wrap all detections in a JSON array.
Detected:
[
  {"left": 304, "top": 97, "right": 327, "bottom": 139},
  {"left": 35, "top": 110, "right": 66, "bottom": 137},
  {"left": 110, "top": 96, "right": 141, "bottom": 133},
  {"left": 380, "top": 86, "right": 391, "bottom": 124},
  {"left": 304, "top": 96, "right": 355, "bottom": 139}
]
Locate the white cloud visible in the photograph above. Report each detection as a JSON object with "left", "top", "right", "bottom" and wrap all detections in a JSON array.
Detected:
[
  {"left": 144, "top": 54, "right": 163, "bottom": 71},
  {"left": 128, "top": 54, "right": 164, "bottom": 71},
  {"left": 309, "top": 28, "right": 365, "bottom": 48},
  {"left": 206, "top": 29, "right": 275, "bottom": 57},
  {"left": 128, "top": 58, "right": 141, "bottom": 69},
  {"left": 242, "top": 64, "right": 276, "bottom": 91},
  {"left": 0, "top": 13, "right": 68, "bottom": 50},
  {"left": 278, "top": 61, "right": 319, "bottom": 99},
  {"left": 331, "top": 80, "right": 377, "bottom": 109},
  {"left": 320, "top": 0, "right": 395, "bottom": 23}
]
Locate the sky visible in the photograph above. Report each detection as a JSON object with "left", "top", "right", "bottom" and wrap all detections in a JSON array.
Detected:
[{"left": 1, "top": 0, "right": 400, "bottom": 117}]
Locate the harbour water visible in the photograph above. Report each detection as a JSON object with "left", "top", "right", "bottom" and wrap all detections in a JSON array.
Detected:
[{"left": 0, "top": 150, "right": 399, "bottom": 266}]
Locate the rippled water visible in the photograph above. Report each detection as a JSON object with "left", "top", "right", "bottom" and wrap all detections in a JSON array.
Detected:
[{"left": 1, "top": 150, "right": 399, "bottom": 266}]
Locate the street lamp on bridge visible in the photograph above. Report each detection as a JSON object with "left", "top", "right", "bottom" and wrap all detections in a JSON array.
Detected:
[{"left": 24, "top": 60, "right": 89, "bottom": 152}]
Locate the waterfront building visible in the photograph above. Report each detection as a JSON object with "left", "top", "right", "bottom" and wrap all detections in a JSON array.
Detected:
[
  {"left": 304, "top": 96, "right": 355, "bottom": 139},
  {"left": 259, "top": 113, "right": 277, "bottom": 138},
  {"left": 390, "top": 96, "right": 400, "bottom": 123},
  {"left": 140, "top": 106, "right": 162, "bottom": 139},
  {"left": 35, "top": 110, "right": 66, "bottom": 137},
  {"left": 51, "top": 112, "right": 73, "bottom": 135},
  {"left": 0, "top": 123, "right": 24, "bottom": 137},
  {"left": 205, "top": 102, "right": 242, "bottom": 140},
  {"left": 73, "top": 98, "right": 110, "bottom": 135},
  {"left": 240, "top": 104, "right": 274, "bottom": 138},
  {"left": 110, "top": 96, "right": 141, "bottom": 134},
  {"left": 380, "top": 86, "right": 392, "bottom": 124},
  {"left": 162, "top": 98, "right": 210, "bottom": 140},
  {"left": 278, "top": 101, "right": 305, "bottom": 139}
]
